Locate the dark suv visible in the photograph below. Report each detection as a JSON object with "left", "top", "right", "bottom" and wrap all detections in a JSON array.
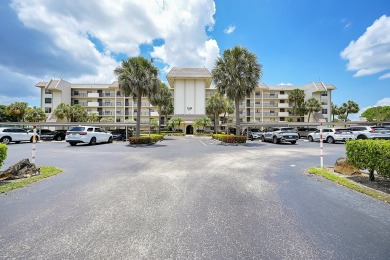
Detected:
[
  {"left": 110, "top": 129, "right": 133, "bottom": 141},
  {"left": 28, "top": 129, "right": 67, "bottom": 141}
]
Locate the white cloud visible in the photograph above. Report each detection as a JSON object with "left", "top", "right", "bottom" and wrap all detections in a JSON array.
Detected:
[
  {"left": 357, "top": 97, "right": 390, "bottom": 119},
  {"left": 340, "top": 15, "right": 390, "bottom": 79},
  {"left": 278, "top": 82, "right": 293, "bottom": 85},
  {"left": 7, "top": 0, "right": 219, "bottom": 91},
  {"left": 224, "top": 25, "right": 236, "bottom": 34}
]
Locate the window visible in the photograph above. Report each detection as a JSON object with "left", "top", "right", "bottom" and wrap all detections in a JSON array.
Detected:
[
  {"left": 87, "top": 128, "right": 93, "bottom": 132},
  {"left": 94, "top": 128, "right": 101, "bottom": 132},
  {"left": 321, "top": 91, "right": 328, "bottom": 96},
  {"left": 73, "top": 91, "right": 79, "bottom": 96},
  {"left": 45, "top": 98, "right": 52, "bottom": 104},
  {"left": 322, "top": 109, "right": 328, "bottom": 114},
  {"left": 45, "top": 107, "right": 52, "bottom": 113},
  {"left": 45, "top": 89, "right": 52, "bottom": 94},
  {"left": 116, "top": 118, "right": 121, "bottom": 122},
  {"left": 73, "top": 100, "right": 79, "bottom": 105},
  {"left": 280, "top": 91, "right": 285, "bottom": 94},
  {"left": 280, "top": 117, "right": 285, "bottom": 121},
  {"left": 117, "top": 91, "right": 121, "bottom": 96}
]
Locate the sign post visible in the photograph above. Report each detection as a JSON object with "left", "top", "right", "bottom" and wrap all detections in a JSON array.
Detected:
[
  {"left": 318, "top": 119, "right": 326, "bottom": 168},
  {"left": 32, "top": 125, "right": 37, "bottom": 164}
]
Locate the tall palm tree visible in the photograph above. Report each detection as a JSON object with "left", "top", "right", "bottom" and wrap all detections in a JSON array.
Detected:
[
  {"left": 161, "top": 99, "right": 174, "bottom": 128},
  {"left": 114, "top": 57, "right": 159, "bottom": 137},
  {"left": 340, "top": 100, "right": 360, "bottom": 122},
  {"left": 69, "top": 105, "right": 87, "bottom": 122},
  {"left": 54, "top": 103, "right": 72, "bottom": 122},
  {"left": 206, "top": 93, "right": 226, "bottom": 134},
  {"left": 331, "top": 102, "right": 340, "bottom": 122},
  {"left": 305, "top": 98, "right": 322, "bottom": 122},
  {"left": 288, "top": 89, "right": 306, "bottom": 121},
  {"left": 222, "top": 99, "right": 235, "bottom": 124},
  {"left": 24, "top": 106, "right": 47, "bottom": 122},
  {"left": 212, "top": 46, "right": 262, "bottom": 135},
  {"left": 149, "top": 82, "right": 173, "bottom": 134}
]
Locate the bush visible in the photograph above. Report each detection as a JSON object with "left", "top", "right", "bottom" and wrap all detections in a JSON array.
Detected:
[
  {"left": 212, "top": 134, "right": 246, "bottom": 144},
  {"left": 129, "top": 134, "right": 164, "bottom": 145},
  {"left": 0, "top": 144, "right": 7, "bottom": 169},
  {"left": 346, "top": 140, "right": 390, "bottom": 181}
]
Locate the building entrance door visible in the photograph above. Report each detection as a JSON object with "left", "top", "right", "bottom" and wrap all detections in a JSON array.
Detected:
[{"left": 186, "top": 125, "right": 194, "bottom": 135}]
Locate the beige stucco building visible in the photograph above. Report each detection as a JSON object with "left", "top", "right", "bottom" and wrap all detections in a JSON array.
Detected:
[{"left": 35, "top": 67, "right": 335, "bottom": 132}]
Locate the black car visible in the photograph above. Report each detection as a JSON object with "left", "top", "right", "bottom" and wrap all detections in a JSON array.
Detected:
[
  {"left": 110, "top": 129, "right": 133, "bottom": 141},
  {"left": 28, "top": 129, "right": 67, "bottom": 141}
]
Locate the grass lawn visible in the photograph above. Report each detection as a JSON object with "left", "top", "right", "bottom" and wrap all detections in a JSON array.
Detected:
[
  {"left": 0, "top": 166, "right": 62, "bottom": 193},
  {"left": 308, "top": 167, "right": 390, "bottom": 204}
]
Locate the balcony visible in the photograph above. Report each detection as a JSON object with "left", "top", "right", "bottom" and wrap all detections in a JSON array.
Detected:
[
  {"left": 278, "top": 112, "right": 290, "bottom": 117},
  {"left": 87, "top": 93, "right": 99, "bottom": 98},
  {"left": 278, "top": 94, "right": 289, "bottom": 99},
  {"left": 87, "top": 102, "right": 99, "bottom": 107},
  {"left": 262, "top": 94, "right": 278, "bottom": 98},
  {"left": 278, "top": 103, "right": 290, "bottom": 108}
]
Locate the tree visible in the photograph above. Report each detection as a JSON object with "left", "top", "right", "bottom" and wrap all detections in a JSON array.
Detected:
[
  {"left": 54, "top": 103, "right": 72, "bottom": 122},
  {"left": 150, "top": 118, "right": 158, "bottom": 132},
  {"left": 161, "top": 99, "right": 174, "bottom": 127},
  {"left": 114, "top": 56, "right": 159, "bottom": 137},
  {"left": 100, "top": 117, "right": 115, "bottom": 123},
  {"left": 212, "top": 46, "right": 262, "bottom": 135},
  {"left": 86, "top": 112, "right": 100, "bottom": 122},
  {"left": 0, "top": 105, "right": 17, "bottom": 122},
  {"left": 194, "top": 116, "right": 212, "bottom": 131},
  {"left": 24, "top": 106, "right": 46, "bottom": 122},
  {"left": 6, "top": 102, "right": 28, "bottom": 122},
  {"left": 288, "top": 89, "right": 306, "bottom": 121},
  {"left": 206, "top": 93, "right": 226, "bottom": 134},
  {"left": 361, "top": 106, "right": 390, "bottom": 123},
  {"left": 331, "top": 102, "right": 340, "bottom": 122},
  {"left": 305, "top": 98, "right": 322, "bottom": 122},
  {"left": 222, "top": 99, "right": 235, "bottom": 124},
  {"left": 339, "top": 100, "right": 360, "bottom": 122},
  {"left": 149, "top": 82, "right": 173, "bottom": 134},
  {"left": 69, "top": 105, "right": 87, "bottom": 122}
]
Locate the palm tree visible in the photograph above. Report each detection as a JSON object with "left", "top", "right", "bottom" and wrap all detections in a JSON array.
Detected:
[
  {"left": 222, "top": 99, "right": 235, "bottom": 124},
  {"left": 114, "top": 56, "right": 159, "bottom": 137},
  {"left": 212, "top": 46, "right": 262, "bottom": 135},
  {"left": 206, "top": 93, "right": 226, "bottom": 134},
  {"left": 288, "top": 89, "right": 306, "bottom": 121},
  {"left": 161, "top": 99, "right": 174, "bottom": 128},
  {"left": 54, "top": 103, "right": 72, "bottom": 122},
  {"left": 331, "top": 102, "right": 340, "bottom": 122},
  {"left": 69, "top": 105, "right": 87, "bottom": 122},
  {"left": 24, "top": 106, "right": 47, "bottom": 122},
  {"left": 340, "top": 100, "right": 360, "bottom": 122},
  {"left": 86, "top": 112, "right": 100, "bottom": 122},
  {"left": 100, "top": 117, "right": 115, "bottom": 123},
  {"left": 6, "top": 102, "right": 28, "bottom": 122},
  {"left": 305, "top": 98, "right": 322, "bottom": 122},
  {"left": 176, "top": 117, "right": 184, "bottom": 132},
  {"left": 149, "top": 82, "right": 173, "bottom": 134}
]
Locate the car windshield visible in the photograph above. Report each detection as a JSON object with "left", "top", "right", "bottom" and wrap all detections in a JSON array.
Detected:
[
  {"left": 281, "top": 128, "right": 295, "bottom": 132},
  {"left": 68, "top": 126, "right": 85, "bottom": 131},
  {"left": 251, "top": 129, "right": 260, "bottom": 132},
  {"left": 335, "top": 129, "right": 351, "bottom": 133}
]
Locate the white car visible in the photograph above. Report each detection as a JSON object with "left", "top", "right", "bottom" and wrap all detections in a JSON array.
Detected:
[
  {"left": 65, "top": 125, "right": 113, "bottom": 146},
  {"left": 308, "top": 128, "right": 355, "bottom": 143},
  {"left": 348, "top": 126, "right": 390, "bottom": 140},
  {"left": 0, "top": 127, "right": 39, "bottom": 144}
]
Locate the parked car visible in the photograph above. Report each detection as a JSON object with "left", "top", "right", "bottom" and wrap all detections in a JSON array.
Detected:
[
  {"left": 296, "top": 127, "right": 318, "bottom": 138},
  {"left": 0, "top": 127, "right": 39, "bottom": 144},
  {"left": 53, "top": 130, "right": 67, "bottom": 141},
  {"left": 65, "top": 125, "right": 113, "bottom": 146},
  {"left": 348, "top": 126, "right": 390, "bottom": 140},
  {"left": 307, "top": 128, "right": 355, "bottom": 143},
  {"left": 27, "top": 129, "right": 67, "bottom": 141},
  {"left": 261, "top": 127, "right": 299, "bottom": 144},
  {"left": 242, "top": 128, "right": 262, "bottom": 141},
  {"left": 110, "top": 129, "right": 133, "bottom": 141}
]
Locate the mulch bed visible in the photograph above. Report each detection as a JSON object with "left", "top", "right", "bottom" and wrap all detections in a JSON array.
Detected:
[{"left": 347, "top": 175, "right": 390, "bottom": 195}]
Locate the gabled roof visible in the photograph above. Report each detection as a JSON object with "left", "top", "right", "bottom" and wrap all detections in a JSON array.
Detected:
[{"left": 166, "top": 67, "right": 212, "bottom": 88}]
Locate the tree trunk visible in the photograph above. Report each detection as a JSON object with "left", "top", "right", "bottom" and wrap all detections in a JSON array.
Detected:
[
  {"left": 136, "top": 91, "right": 142, "bottom": 137},
  {"left": 308, "top": 112, "right": 311, "bottom": 122},
  {"left": 158, "top": 107, "right": 162, "bottom": 134},
  {"left": 235, "top": 98, "right": 240, "bottom": 136},
  {"left": 369, "top": 169, "right": 375, "bottom": 181},
  {"left": 214, "top": 113, "right": 217, "bottom": 134}
]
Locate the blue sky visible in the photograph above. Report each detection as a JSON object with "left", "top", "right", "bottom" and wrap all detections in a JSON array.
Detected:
[{"left": 0, "top": 0, "right": 389, "bottom": 119}]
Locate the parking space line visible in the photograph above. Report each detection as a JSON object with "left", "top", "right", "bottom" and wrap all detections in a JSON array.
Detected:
[{"left": 199, "top": 139, "right": 207, "bottom": 146}]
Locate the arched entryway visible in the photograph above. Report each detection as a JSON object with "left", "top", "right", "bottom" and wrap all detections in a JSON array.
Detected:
[{"left": 186, "top": 125, "right": 194, "bottom": 135}]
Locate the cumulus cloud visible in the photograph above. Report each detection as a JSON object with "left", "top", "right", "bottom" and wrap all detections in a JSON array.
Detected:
[
  {"left": 340, "top": 15, "right": 390, "bottom": 79},
  {"left": 278, "top": 82, "right": 293, "bottom": 85},
  {"left": 0, "top": 0, "right": 220, "bottom": 106},
  {"left": 224, "top": 25, "right": 236, "bottom": 34}
]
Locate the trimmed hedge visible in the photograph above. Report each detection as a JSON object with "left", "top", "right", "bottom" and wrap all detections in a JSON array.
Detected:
[
  {"left": 212, "top": 134, "right": 246, "bottom": 144},
  {"left": 346, "top": 140, "right": 390, "bottom": 180},
  {"left": 0, "top": 144, "right": 7, "bottom": 169},
  {"left": 129, "top": 134, "right": 164, "bottom": 145}
]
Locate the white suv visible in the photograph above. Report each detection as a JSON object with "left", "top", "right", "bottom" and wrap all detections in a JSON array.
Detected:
[
  {"left": 0, "top": 127, "right": 38, "bottom": 144},
  {"left": 308, "top": 128, "right": 355, "bottom": 143},
  {"left": 348, "top": 126, "right": 390, "bottom": 140},
  {"left": 65, "top": 126, "right": 113, "bottom": 146}
]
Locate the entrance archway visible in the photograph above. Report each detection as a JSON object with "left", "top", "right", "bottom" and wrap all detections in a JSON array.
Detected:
[{"left": 186, "top": 125, "right": 194, "bottom": 135}]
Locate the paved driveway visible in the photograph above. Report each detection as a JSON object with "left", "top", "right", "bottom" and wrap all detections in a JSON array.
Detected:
[{"left": 1, "top": 137, "right": 389, "bottom": 259}]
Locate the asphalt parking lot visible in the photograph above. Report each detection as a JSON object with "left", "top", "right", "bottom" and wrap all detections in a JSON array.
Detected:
[{"left": 1, "top": 136, "right": 389, "bottom": 259}]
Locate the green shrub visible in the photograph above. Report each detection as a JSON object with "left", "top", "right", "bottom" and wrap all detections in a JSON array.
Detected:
[
  {"left": 0, "top": 144, "right": 7, "bottom": 169},
  {"left": 212, "top": 134, "right": 246, "bottom": 144},
  {"left": 346, "top": 140, "right": 390, "bottom": 180},
  {"left": 150, "top": 134, "right": 164, "bottom": 143},
  {"left": 129, "top": 134, "right": 164, "bottom": 145}
]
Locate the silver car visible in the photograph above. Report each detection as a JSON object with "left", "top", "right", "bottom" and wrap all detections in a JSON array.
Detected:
[
  {"left": 308, "top": 128, "right": 355, "bottom": 143},
  {"left": 261, "top": 127, "right": 299, "bottom": 144}
]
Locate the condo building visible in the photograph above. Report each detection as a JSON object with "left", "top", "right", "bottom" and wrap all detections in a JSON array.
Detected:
[{"left": 35, "top": 67, "right": 335, "bottom": 131}]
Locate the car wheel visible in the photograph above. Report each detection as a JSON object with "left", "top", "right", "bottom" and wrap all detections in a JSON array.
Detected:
[
  {"left": 69, "top": 142, "right": 77, "bottom": 146},
  {"left": 298, "top": 134, "right": 301, "bottom": 139},
  {"left": 1, "top": 137, "right": 11, "bottom": 145},
  {"left": 308, "top": 136, "right": 313, "bottom": 142},
  {"left": 290, "top": 141, "right": 296, "bottom": 144},
  {"left": 89, "top": 137, "right": 97, "bottom": 145},
  {"left": 327, "top": 136, "right": 335, "bottom": 144},
  {"left": 273, "top": 136, "right": 279, "bottom": 144},
  {"left": 108, "top": 137, "right": 113, "bottom": 143},
  {"left": 250, "top": 135, "right": 254, "bottom": 141},
  {"left": 55, "top": 135, "right": 63, "bottom": 141},
  {"left": 357, "top": 135, "right": 367, "bottom": 140},
  {"left": 261, "top": 135, "right": 266, "bottom": 142}
]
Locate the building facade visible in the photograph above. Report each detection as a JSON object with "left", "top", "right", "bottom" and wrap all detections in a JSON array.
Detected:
[{"left": 35, "top": 67, "right": 335, "bottom": 130}]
